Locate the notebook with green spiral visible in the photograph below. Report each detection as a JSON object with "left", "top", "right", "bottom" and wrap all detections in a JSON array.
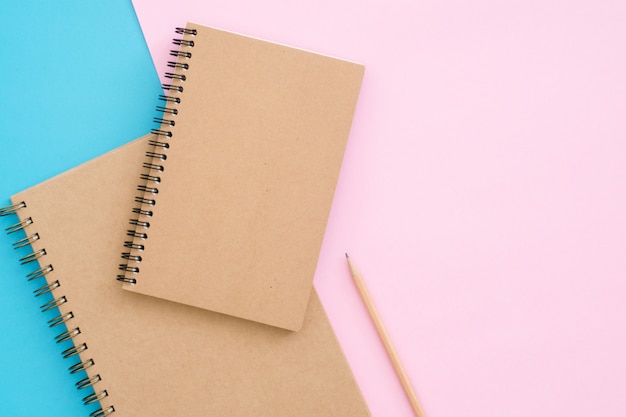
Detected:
[
  {"left": 1, "top": 133, "right": 370, "bottom": 416},
  {"left": 117, "top": 22, "right": 365, "bottom": 331}
]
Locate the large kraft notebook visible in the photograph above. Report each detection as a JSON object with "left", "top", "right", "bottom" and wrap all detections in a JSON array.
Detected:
[
  {"left": 3, "top": 135, "right": 370, "bottom": 417},
  {"left": 118, "top": 23, "right": 365, "bottom": 331}
]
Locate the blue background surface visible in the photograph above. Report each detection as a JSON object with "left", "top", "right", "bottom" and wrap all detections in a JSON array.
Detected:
[{"left": 0, "top": 1, "right": 160, "bottom": 415}]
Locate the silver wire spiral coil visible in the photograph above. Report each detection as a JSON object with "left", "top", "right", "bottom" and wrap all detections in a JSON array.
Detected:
[{"left": 1, "top": 201, "right": 111, "bottom": 414}]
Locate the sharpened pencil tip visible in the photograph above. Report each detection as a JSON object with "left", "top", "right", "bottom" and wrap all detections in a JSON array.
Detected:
[{"left": 345, "top": 253, "right": 349, "bottom": 259}]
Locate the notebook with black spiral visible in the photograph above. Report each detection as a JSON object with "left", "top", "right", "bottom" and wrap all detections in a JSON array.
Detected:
[
  {"left": 0, "top": 133, "right": 370, "bottom": 416},
  {"left": 117, "top": 22, "right": 364, "bottom": 331}
]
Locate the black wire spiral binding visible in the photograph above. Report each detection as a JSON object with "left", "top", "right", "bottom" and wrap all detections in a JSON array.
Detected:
[
  {"left": 117, "top": 27, "right": 197, "bottom": 285},
  {"left": 1, "top": 202, "right": 114, "bottom": 417}
]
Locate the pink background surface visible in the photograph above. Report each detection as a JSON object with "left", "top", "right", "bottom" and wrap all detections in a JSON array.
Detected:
[{"left": 132, "top": 1, "right": 626, "bottom": 415}]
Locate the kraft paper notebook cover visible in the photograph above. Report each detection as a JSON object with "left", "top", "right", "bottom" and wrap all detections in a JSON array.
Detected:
[
  {"left": 117, "top": 23, "right": 365, "bottom": 331},
  {"left": 1, "top": 135, "right": 370, "bottom": 417}
]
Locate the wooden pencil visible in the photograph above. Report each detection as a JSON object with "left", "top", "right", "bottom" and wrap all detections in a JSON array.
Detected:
[{"left": 345, "top": 253, "right": 427, "bottom": 417}]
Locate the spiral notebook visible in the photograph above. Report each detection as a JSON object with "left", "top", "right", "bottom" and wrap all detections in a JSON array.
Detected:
[
  {"left": 1, "top": 134, "right": 370, "bottom": 417},
  {"left": 117, "top": 23, "right": 365, "bottom": 331}
]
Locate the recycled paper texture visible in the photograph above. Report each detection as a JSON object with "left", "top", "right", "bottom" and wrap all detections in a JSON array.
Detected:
[
  {"left": 12, "top": 135, "right": 370, "bottom": 416},
  {"left": 121, "top": 23, "right": 364, "bottom": 331}
]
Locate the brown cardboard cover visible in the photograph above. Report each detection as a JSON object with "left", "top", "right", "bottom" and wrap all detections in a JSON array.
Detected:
[
  {"left": 120, "top": 23, "right": 365, "bottom": 331},
  {"left": 11, "top": 135, "right": 370, "bottom": 416}
]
